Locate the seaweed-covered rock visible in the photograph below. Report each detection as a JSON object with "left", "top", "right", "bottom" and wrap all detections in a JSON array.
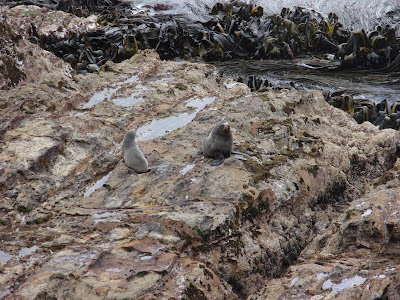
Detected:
[{"left": 5, "top": 1, "right": 397, "bottom": 72}]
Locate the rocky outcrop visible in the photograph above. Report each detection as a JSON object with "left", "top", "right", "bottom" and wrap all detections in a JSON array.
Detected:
[
  {"left": 248, "top": 159, "right": 400, "bottom": 300},
  {"left": 0, "top": 5, "right": 92, "bottom": 91},
  {"left": 1, "top": 6, "right": 400, "bottom": 300}
]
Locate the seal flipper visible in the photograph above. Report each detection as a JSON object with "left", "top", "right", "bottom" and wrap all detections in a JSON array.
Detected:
[
  {"left": 211, "top": 151, "right": 225, "bottom": 166},
  {"left": 231, "top": 150, "right": 250, "bottom": 157},
  {"left": 128, "top": 167, "right": 151, "bottom": 174},
  {"left": 128, "top": 168, "right": 138, "bottom": 175}
]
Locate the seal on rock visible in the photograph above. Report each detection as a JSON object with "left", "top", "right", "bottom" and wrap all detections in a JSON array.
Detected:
[
  {"left": 122, "top": 129, "right": 149, "bottom": 173},
  {"left": 202, "top": 120, "right": 233, "bottom": 166}
]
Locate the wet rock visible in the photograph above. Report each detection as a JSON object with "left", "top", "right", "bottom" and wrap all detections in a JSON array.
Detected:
[
  {"left": 1, "top": 10, "right": 400, "bottom": 298},
  {"left": 0, "top": 13, "right": 26, "bottom": 90},
  {"left": 248, "top": 159, "right": 400, "bottom": 300}
]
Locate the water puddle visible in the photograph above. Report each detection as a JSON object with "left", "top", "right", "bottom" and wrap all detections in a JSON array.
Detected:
[
  {"left": 135, "top": 84, "right": 149, "bottom": 90},
  {"left": 136, "top": 115, "right": 192, "bottom": 141},
  {"left": 84, "top": 171, "right": 113, "bottom": 198},
  {"left": 155, "top": 162, "right": 172, "bottom": 173},
  {"left": 180, "top": 164, "right": 195, "bottom": 175},
  {"left": 93, "top": 211, "right": 121, "bottom": 224},
  {"left": 0, "top": 250, "right": 15, "bottom": 265},
  {"left": 178, "top": 275, "right": 186, "bottom": 291},
  {"left": 112, "top": 93, "right": 144, "bottom": 107},
  {"left": 18, "top": 245, "right": 39, "bottom": 257},
  {"left": 361, "top": 209, "right": 372, "bottom": 217},
  {"left": 140, "top": 255, "right": 153, "bottom": 261},
  {"left": 317, "top": 272, "right": 329, "bottom": 280},
  {"left": 82, "top": 74, "right": 139, "bottom": 109},
  {"left": 0, "top": 287, "right": 11, "bottom": 299},
  {"left": 136, "top": 96, "right": 216, "bottom": 141},
  {"left": 224, "top": 82, "right": 239, "bottom": 89},
  {"left": 83, "top": 87, "right": 120, "bottom": 109},
  {"left": 355, "top": 201, "right": 366, "bottom": 208},
  {"left": 122, "top": 75, "right": 139, "bottom": 84},
  {"left": 322, "top": 275, "right": 366, "bottom": 292},
  {"left": 51, "top": 249, "right": 98, "bottom": 271},
  {"left": 155, "top": 77, "right": 174, "bottom": 82},
  {"left": 106, "top": 267, "right": 123, "bottom": 273},
  {"left": 290, "top": 277, "right": 299, "bottom": 287}
]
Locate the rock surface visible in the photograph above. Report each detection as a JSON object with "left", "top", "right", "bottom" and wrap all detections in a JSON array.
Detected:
[
  {"left": 1, "top": 6, "right": 400, "bottom": 300},
  {"left": 248, "top": 159, "right": 400, "bottom": 300}
]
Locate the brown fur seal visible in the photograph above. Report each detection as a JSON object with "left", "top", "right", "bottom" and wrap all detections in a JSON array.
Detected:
[
  {"left": 202, "top": 120, "right": 233, "bottom": 166},
  {"left": 122, "top": 130, "right": 149, "bottom": 173}
]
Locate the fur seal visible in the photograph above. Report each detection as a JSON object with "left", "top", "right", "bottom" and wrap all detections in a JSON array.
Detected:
[
  {"left": 202, "top": 120, "right": 233, "bottom": 166},
  {"left": 122, "top": 129, "right": 149, "bottom": 173}
]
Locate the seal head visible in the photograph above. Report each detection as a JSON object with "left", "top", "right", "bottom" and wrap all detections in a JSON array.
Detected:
[{"left": 122, "top": 129, "right": 148, "bottom": 173}]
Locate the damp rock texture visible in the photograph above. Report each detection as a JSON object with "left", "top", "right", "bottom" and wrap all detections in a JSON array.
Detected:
[
  {"left": 248, "top": 159, "right": 400, "bottom": 300},
  {"left": 1, "top": 6, "right": 400, "bottom": 300}
]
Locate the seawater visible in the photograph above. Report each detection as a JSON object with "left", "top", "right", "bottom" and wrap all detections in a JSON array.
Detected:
[
  {"left": 211, "top": 59, "right": 400, "bottom": 104},
  {"left": 127, "top": 0, "right": 400, "bottom": 104},
  {"left": 128, "top": 0, "right": 400, "bottom": 33}
]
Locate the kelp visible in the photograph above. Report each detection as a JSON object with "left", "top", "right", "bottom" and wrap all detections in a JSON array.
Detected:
[
  {"left": 20, "top": 0, "right": 399, "bottom": 76},
  {"left": 5, "top": 0, "right": 400, "bottom": 130},
  {"left": 326, "top": 91, "right": 400, "bottom": 130}
]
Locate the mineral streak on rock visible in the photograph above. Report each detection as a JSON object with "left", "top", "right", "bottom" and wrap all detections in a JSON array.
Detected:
[{"left": 0, "top": 6, "right": 400, "bottom": 300}]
